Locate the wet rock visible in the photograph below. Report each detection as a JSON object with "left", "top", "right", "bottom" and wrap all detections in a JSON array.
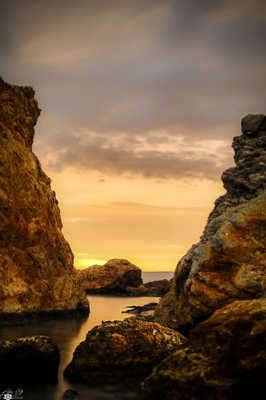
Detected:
[
  {"left": 123, "top": 302, "right": 158, "bottom": 321},
  {"left": 0, "top": 335, "right": 60, "bottom": 383},
  {"left": 64, "top": 319, "right": 187, "bottom": 387},
  {"left": 0, "top": 78, "right": 89, "bottom": 320},
  {"left": 155, "top": 115, "right": 266, "bottom": 333},
  {"left": 76, "top": 259, "right": 142, "bottom": 294},
  {"left": 141, "top": 298, "right": 266, "bottom": 400},
  {"left": 126, "top": 279, "right": 172, "bottom": 297}
]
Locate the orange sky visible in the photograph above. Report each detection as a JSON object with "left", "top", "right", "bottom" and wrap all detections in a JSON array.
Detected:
[{"left": 47, "top": 168, "right": 225, "bottom": 271}]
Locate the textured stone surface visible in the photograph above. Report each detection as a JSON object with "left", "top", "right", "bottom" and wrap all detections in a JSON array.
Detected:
[
  {"left": 64, "top": 318, "right": 187, "bottom": 385},
  {"left": 141, "top": 298, "right": 266, "bottom": 400},
  {"left": 155, "top": 116, "right": 266, "bottom": 332},
  {"left": 0, "top": 335, "right": 60, "bottom": 383},
  {"left": 76, "top": 259, "right": 142, "bottom": 294},
  {"left": 0, "top": 78, "right": 89, "bottom": 318}
]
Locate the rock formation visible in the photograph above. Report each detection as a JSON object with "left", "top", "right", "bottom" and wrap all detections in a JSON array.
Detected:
[
  {"left": 0, "top": 78, "right": 89, "bottom": 319},
  {"left": 64, "top": 318, "right": 186, "bottom": 386},
  {"left": 141, "top": 298, "right": 266, "bottom": 400},
  {"left": 0, "top": 335, "right": 60, "bottom": 383},
  {"left": 76, "top": 259, "right": 142, "bottom": 294},
  {"left": 125, "top": 279, "right": 172, "bottom": 297},
  {"left": 155, "top": 114, "right": 266, "bottom": 332}
]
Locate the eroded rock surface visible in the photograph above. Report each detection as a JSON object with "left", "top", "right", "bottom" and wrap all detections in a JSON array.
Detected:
[
  {"left": 76, "top": 259, "right": 142, "bottom": 294},
  {"left": 0, "top": 78, "right": 89, "bottom": 318},
  {"left": 64, "top": 318, "right": 186, "bottom": 386},
  {"left": 141, "top": 298, "right": 266, "bottom": 400},
  {"left": 0, "top": 335, "right": 60, "bottom": 383},
  {"left": 155, "top": 115, "right": 266, "bottom": 332}
]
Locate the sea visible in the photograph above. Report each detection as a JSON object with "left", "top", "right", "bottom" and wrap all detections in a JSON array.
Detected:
[{"left": 0, "top": 271, "right": 173, "bottom": 400}]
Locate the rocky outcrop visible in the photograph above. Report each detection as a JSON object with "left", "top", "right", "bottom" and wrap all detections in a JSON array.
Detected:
[
  {"left": 64, "top": 319, "right": 186, "bottom": 386},
  {"left": 0, "top": 78, "right": 89, "bottom": 319},
  {"left": 0, "top": 335, "right": 60, "bottom": 383},
  {"left": 123, "top": 302, "right": 158, "bottom": 321},
  {"left": 155, "top": 115, "right": 266, "bottom": 333},
  {"left": 76, "top": 259, "right": 142, "bottom": 294},
  {"left": 141, "top": 298, "right": 266, "bottom": 400},
  {"left": 125, "top": 279, "right": 172, "bottom": 297}
]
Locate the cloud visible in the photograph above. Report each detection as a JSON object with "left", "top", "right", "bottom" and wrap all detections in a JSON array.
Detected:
[
  {"left": 37, "top": 129, "right": 232, "bottom": 181},
  {"left": 1, "top": 0, "right": 265, "bottom": 180}
]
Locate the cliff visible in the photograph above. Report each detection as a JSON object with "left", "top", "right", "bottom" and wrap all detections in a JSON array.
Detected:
[
  {"left": 0, "top": 78, "right": 89, "bottom": 318},
  {"left": 154, "top": 114, "right": 266, "bottom": 333}
]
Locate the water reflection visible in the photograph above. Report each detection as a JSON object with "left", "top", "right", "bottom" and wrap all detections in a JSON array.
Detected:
[{"left": 0, "top": 295, "right": 160, "bottom": 400}]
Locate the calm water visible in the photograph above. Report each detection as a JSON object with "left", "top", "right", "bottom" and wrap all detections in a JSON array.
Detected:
[{"left": 0, "top": 271, "right": 173, "bottom": 400}]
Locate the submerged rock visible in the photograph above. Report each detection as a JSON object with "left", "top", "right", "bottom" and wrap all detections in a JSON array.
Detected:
[
  {"left": 141, "top": 298, "right": 266, "bottom": 400},
  {"left": 155, "top": 115, "right": 266, "bottom": 333},
  {"left": 126, "top": 279, "right": 172, "bottom": 297},
  {"left": 64, "top": 319, "right": 186, "bottom": 387},
  {"left": 0, "top": 78, "right": 89, "bottom": 320},
  {"left": 123, "top": 302, "right": 158, "bottom": 321},
  {"left": 76, "top": 259, "right": 142, "bottom": 294},
  {"left": 0, "top": 335, "right": 60, "bottom": 383}
]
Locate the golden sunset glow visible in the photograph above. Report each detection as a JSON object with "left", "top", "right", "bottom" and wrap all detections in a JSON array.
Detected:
[
  {"left": 47, "top": 168, "right": 225, "bottom": 271},
  {"left": 2, "top": 1, "right": 265, "bottom": 272}
]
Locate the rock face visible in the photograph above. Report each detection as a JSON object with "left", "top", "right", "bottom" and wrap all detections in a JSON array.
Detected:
[
  {"left": 0, "top": 78, "right": 89, "bottom": 318},
  {"left": 141, "top": 298, "right": 266, "bottom": 400},
  {"left": 155, "top": 115, "right": 266, "bottom": 332},
  {"left": 64, "top": 318, "right": 186, "bottom": 386},
  {"left": 76, "top": 259, "right": 142, "bottom": 294},
  {"left": 0, "top": 335, "right": 60, "bottom": 383}
]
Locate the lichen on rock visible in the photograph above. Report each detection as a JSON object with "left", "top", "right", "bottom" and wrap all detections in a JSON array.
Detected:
[
  {"left": 141, "top": 298, "right": 266, "bottom": 400},
  {"left": 64, "top": 318, "right": 187, "bottom": 386}
]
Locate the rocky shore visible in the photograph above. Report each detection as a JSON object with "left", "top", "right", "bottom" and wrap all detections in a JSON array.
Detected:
[
  {"left": 64, "top": 114, "right": 266, "bottom": 399},
  {"left": 1, "top": 78, "right": 265, "bottom": 400}
]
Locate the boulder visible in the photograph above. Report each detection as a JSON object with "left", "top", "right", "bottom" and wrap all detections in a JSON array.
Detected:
[
  {"left": 64, "top": 318, "right": 187, "bottom": 386},
  {"left": 76, "top": 259, "right": 142, "bottom": 294},
  {"left": 0, "top": 335, "right": 60, "bottom": 383},
  {"left": 141, "top": 298, "right": 266, "bottom": 400},
  {"left": 241, "top": 114, "right": 266, "bottom": 135},
  {"left": 0, "top": 78, "right": 89, "bottom": 320},
  {"left": 155, "top": 116, "right": 266, "bottom": 333}
]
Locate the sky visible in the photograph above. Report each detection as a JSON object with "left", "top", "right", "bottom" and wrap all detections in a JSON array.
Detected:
[{"left": 1, "top": 0, "right": 266, "bottom": 271}]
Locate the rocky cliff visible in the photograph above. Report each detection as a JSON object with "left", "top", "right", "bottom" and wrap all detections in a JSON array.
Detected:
[
  {"left": 0, "top": 78, "right": 89, "bottom": 318},
  {"left": 154, "top": 114, "right": 266, "bottom": 333}
]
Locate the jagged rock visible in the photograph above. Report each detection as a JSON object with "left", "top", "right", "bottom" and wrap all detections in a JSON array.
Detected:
[
  {"left": 0, "top": 78, "right": 89, "bottom": 319},
  {"left": 76, "top": 259, "right": 142, "bottom": 294},
  {"left": 241, "top": 114, "right": 266, "bottom": 135},
  {"left": 141, "top": 298, "right": 266, "bottom": 400},
  {"left": 155, "top": 116, "right": 266, "bottom": 333},
  {"left": 0, "top": 335, "right": 60, "bottom": 383},
  {"left": 126, "top": 279, "right": 172, "bottom": 297},
  {"left": 64, "top": 319, "right": 187, "bottom": 387}
]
